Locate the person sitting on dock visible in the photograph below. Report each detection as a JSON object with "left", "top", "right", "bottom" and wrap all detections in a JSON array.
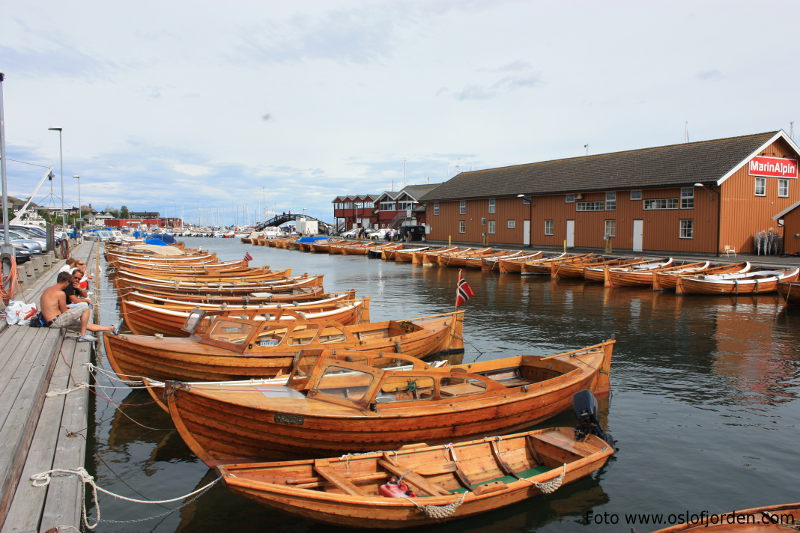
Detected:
[
  {"left": 40, "top": 271, "right": 117, "bottom": 342},
  {"left": 65, "top": 268, "right": 92, "bottom": 309}
]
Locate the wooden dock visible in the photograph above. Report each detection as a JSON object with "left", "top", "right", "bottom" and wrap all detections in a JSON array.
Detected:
[{"left": 0, "top": 242, "right": 97, "bottom": 533}]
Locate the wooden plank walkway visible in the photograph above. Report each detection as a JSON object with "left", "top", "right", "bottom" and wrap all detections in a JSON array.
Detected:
[{"left": 0, "top": 242, "right": 97, "bottom": 533}]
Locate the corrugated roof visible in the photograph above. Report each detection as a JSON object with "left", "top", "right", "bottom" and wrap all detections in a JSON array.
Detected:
[{"left": 421, "top": 132, "right": 779, "bottom": 201}]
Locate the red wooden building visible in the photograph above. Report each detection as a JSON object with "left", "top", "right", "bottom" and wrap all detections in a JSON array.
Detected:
[{"left": 421, "top": 131, "right": 800, "bottom": 254}]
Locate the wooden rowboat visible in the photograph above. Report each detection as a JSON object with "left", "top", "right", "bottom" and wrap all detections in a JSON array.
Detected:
[
  {"left": 497, "top": 253, "right": 555, "bottom": 274},
  {"left": 437, "top": 248, "right": 494, "bottom": 268},
  {"left": 113, "top": 257, "right": 251, "bottom": 273},
  {"left": 653, "top": 261, "right": 751, "bottom": 291},
  {"left": 104, "top": 310, "right": 465, "bottom": 382},
  {"left": 119, "top": 297, "right": 371, "bottom": 336},
  {"left": 650, "top": 502, "right": 800, "bottom": 532},
  {"left": 418, "top": 247, "right": 465, "bottom": 266},
  {"left": 116, "top": 265, "right": 291, "bottom": 282},
  {"left": 551, "top": 256, "right": 641, "bottom": 279},
  {"left": 675, "top": 268, "right": 800, "bottom": 295},
  {"left": 216, "top": 426, "right": 614, "bottom": 528},
  {"left": 603, "top": 258, "right": 686, "bottom": 288},
  {"left": 119, "top": 286, "right": 327, "bottom": 305},
  {"left": 165, "top": 340, "right": 613, "bottom": 463},
  {"left": 777, "top": 281, "right": 800, "bottom": 304},
  {"left": 389, "top": 247, "right": 429, "bottom": 262},
  {"left": 584, "top": 257, "right": 660, "bottom": 283},
  {"left": 113, "top": 273, "right": 324, "bottom": 294},
  {"left": 520, "top": 254, "right": 594, "bottom": 276},
  {"left": 481, "top": 251, "right": 538, "bottom": 271}
]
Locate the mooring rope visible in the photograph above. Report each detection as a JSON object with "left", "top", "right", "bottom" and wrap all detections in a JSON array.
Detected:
[
  {"left": 403, "top": 492, "right": 467, "bottom": 520},
  {"left": 519, "top": 463, "right": 567, "bottom": 494},
  {"left": 30, "top": 467, "right": 222, "bottom": 530}
]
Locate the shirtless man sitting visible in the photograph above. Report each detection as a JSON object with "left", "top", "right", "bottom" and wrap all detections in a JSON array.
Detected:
[{"left": 40, "top": 271, "right": 115, "bottom": 342}]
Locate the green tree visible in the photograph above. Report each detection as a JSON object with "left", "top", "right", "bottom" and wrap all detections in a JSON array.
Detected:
[{"left": 120, "top": 205, "right": 129, "bottom": 219}]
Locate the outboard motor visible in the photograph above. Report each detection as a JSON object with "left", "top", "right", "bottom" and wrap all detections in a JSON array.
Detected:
[{"left": 573, "top": 389, "right": 614, "bottom": 445}]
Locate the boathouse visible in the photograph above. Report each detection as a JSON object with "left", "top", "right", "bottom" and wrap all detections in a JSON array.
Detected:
[
  {"left": 420, "top": 131, "right": 800, "bottom": 254},
  {"left": 332, "top": 194, "right": 380, "bottom": 232},
  {"left": 373, "top": 183, "right": 441, "bottom": 229}
]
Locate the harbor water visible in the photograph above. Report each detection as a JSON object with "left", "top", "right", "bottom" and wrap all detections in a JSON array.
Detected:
[{"left": 92, "top": 238, "right": 800, "bottom": 532}]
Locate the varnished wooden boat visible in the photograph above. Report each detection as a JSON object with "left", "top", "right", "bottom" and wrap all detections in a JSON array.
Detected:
[
  {"left": 497, "top": 253, "right": 555, "bottom": 274},
  {"left": 216, "top": 426, "right": 614, "bottom": 528},
  {"left": 584, "top": 257, "right": 656, "bottom": 282},
  {"left": 480, "top": 251, "right": 536, "bottom": 271},
  {"left": 165, "top": 340, "right": 613, "bottom": 463},
  {"left": 675, "top": 268, "right": 800, "bottom": 295},
  {"left": 603, "top": 258, "right": 682, "bottom": 288},
  {"left": 114, "top": 257, "right": 251, "bottom": 273},
  {"left": 342, "top": 242, "right": 394, "bottom": 256},
  {"left": 419, "top": 247, "right": 465, "bottom": 266},
  {"left": 106, "top": 249, "right": 217, "bottom": 268},
  {"left": 650, "top": 502, "right": 800, "bottom": 532},
  {"left": 777, "top": 281, "right": 800, "bottom": 304},
  {"left": 120, "top": 297, "right": 371, "bottom": 336},
  {"left": 437, "top": 248, "right": 493, "bottom": 268},
  {"left": 119, "top": 286, "right": 327, "bottom": 305},
  {"left": 104, "top": 310, "right": 465, "bottom": 381},
  {"left": 520, "top": 254, "right": 594, "bottom": 276},
  {"left": 653, "top": 261, "right": 751, "bottom": 291},
  {"left": 551, "top": 256, "right": 637, "bottom": 279},
  {"left": 457, "top": 250, "right": 523, "bottom": 270},
  {"left": 113, "top": 273, "right": 324, "bottom": 294},
  {"left": 116, "top": 265, "right": 291, "bottom": 282},
  {"left": 379, "top": 245, "right": 407, "bottom": 260}
]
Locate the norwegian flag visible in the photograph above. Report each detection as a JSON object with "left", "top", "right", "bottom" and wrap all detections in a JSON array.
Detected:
[
  {"left": 244, "top": 251, "right": 253, "bottom": 262},
  {"left": 455, "top": 269, "right": 475, "bottom": 307}
]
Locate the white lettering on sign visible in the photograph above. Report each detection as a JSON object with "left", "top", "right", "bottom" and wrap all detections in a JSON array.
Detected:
[{"left": 749, "top": 156, "right": 798, "bottom": 178}]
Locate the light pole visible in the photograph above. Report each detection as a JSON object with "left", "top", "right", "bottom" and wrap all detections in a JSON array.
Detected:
[
  {"left": 73, "top": 174, "right": 81, "bottom": 238},
  {"left": 48, "top": 127, "right": 65, "bottom": 232}
]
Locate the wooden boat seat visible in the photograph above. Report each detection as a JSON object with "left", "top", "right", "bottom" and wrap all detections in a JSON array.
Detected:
[
  {"left": 447, "top": 465, "right": 551, "bottom": 494},
  {"left": 313, "top": 462, "right": 366, "bottom": 496},
  {"left": 531, "top": 430, "right": 598, "bottom": 457},
  {"left": 440, "top": 382, "right": 486, "bottom": 397}
]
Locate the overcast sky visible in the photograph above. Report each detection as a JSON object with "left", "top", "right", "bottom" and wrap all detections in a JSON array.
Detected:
[{"left": 1, "top": 0, "right": 798, "bottom": 226}]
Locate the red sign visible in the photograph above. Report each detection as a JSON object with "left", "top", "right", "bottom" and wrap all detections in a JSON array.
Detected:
[{"left": 748, "top": 156, "right": 798, "bottom": 178}]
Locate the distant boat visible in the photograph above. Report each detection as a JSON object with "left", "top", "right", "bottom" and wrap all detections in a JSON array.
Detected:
[
  {"left": 675, "top": 268, "right": 800, "bottom": 295},
  {"left": 649, "top": 501, "right": 800, "bottom": 532}
]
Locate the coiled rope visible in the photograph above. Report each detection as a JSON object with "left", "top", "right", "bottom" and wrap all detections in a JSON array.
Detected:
[
  {"left": 403, "top": 492, "right": 467, "bottom": 520},
  {"left": 520, "top": 463, "right": 567, "bottom": 494},
  {"left": 30, "top": 467, "right": 221, "bottom": 530}
]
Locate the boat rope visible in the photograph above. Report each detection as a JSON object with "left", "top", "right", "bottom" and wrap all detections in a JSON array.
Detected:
[
  {"left": 29, "top": 467, "right": 221, "bottom": 530},
  {"left": 403, "top": 492, "right": 467, "bottom": 520},
  {"left": 340, "top": 450, "right": 398, "bottom": 475},
  {"left": 84, "top": 363, "right": 146, "bottom": 386},
  {"left": 520, "top": 463, "right": 567, "bottom": 494}
]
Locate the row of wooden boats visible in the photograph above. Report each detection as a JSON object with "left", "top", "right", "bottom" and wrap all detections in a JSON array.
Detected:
[
  {"left": 246, "top": 237, "right": 800, "bottom": 296},
  {"left": 101, "top": 241, "right": 619, "bottom": 527}
]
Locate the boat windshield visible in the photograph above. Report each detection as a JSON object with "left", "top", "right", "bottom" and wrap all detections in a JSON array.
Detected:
[
  {"left": 315, "top": 365, "right": 375, "bottom": 402},
  {"left": 206, "top": 319, "right": 256, "bottom": 345}
]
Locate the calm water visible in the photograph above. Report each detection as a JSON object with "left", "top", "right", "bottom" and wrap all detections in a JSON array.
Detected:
[{"left": 90, "top": 238, "right": 800, "bottom": 532}]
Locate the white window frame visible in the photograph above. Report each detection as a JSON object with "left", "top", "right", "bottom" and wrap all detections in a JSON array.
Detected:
[
  {"left": 488, "top": 199, "right": 496, "bottom": 214},
  {"left": 605, "top": 192, "right": 616, "bottom": 211},
  {"left": 544, "top": 219, "right": 554, "bottom": 235},
  {"left": 630, "top": 190, "right": 642, "bottom": 200},
  {"left": 380, "top": 201, "right": 396, "bottom": 211},
  {"left": 680, "top": 187, "right": 694, "bottom": 209},
  {"left": 487, "top": 220, "right": 496, "bottom": 234},
  {"left": 679, "top": 219, "right": 694, "bottom": 239},
  {"left": 576, "top": 201, "right": 605, "bottom": 211},
  {"left": 778, "top": 179, "right": 789, "bottom": 198},
  {"left": 644, "top": 198, "right": 679, "bottom": 210},
  {"left": 604, "top": 219, "right": 616, "bottom": 238},
  {"left": 433, "top": 202, "right": 439, "bottom": 216},
  {"left": 459, "top": 220, "right": 466, "bottom": 233},
  {"left": 507, "top": 219, "right": 516, "bottom": 229},
  {"left": 459, "top": 200, "right": 466, "bottom": 214},
  {"left": 755, "top": 177, "right": 766, "bottom": 196}
]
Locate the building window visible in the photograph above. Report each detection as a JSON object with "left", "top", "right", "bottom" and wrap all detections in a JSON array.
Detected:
[
  {"left": 680, "top": 187, "right": 694, "bottom": 209},
  {"left": 398, "top": 201, "right": 413, "bottom": 211},
  {"left": 488, "top": 199, "right": 496, "bottom": 213},
  {"left": 459, "top": 220, "right": 466, "bottom": 233},
  {"left": 521, "top": 196, "right": 531, "bottom": 205},
  {"left": 565, "top": 194, "right": 576, "bottom": 203},
  {"left": 604, "top": 219, "right": 616, "bottom": 238},
  {"left": 487, "top": 220, "right": 496, "bottom": 234},
  {"left": 679, "top": 219, "right": 694, "bottom": 239},
  {"left": 630, "top": 190, "right": 642, "bottom": 200},
  {"left": 544, "top": 219, "right": 554, "bottom": 235},
  {"left": 779, "top": 179, "right": 789, "bottom": 198},
  {"left": 433, "top": 202, "right": 439, "bottom": 215},
  {"left": 507, "top": 219, "right": 516, "bottom": 229},
  {"left": 576, "top": 201, "right": 605, "bottom": 211},
  {"left": 605, "top": 192, "right": 616, "bottom": 211},
  {"left": 380, "top": 201, "right": 395, "bottom": 211},
  {"left": 755, "top": 177, "right": 766, "bottom": 196},
  {"left": 644, "top": 198, "right": 678, "bottom": 210},
  {"left": 459, "top": 200, "right": 466, "bottom": 214}
]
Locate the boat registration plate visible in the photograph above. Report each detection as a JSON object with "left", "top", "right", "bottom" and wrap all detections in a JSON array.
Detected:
[{"left": 274, "top": 413, "right": 304, "bottom": 426}]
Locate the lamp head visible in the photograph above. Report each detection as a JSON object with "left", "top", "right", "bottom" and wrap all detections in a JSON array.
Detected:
[
  {"left": 693, "top": 182, "right": 704, "bottom": 187},
  {"left": 48, "top": 127, "right": 62, "bottom": 132},
  {"left": 73, "top": 175, "right": 80, "bottom": 179},
  {"left": 517, "top": 193, "right": 525, "bottom": 197}
]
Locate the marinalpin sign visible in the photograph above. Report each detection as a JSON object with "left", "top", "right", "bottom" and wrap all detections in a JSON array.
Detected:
[{"left": 749, "top": 156, "right": 798, "bottom": 178}]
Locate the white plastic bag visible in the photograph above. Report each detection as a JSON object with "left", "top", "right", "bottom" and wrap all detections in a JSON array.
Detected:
[{"left": 6, "top": 300, "right": 38, "bottom": 326}]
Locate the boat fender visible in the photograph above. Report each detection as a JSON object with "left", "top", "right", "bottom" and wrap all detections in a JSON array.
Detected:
[
  {"left": 379, "top": 477, "right": 416, "bottom": 498},
  {"left": 572, "top": 390, "right": 614, "bottom": 445}
]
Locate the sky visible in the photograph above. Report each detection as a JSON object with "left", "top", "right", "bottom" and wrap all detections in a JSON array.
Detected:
[{"left": 1, "top": 0, "right": 798, "bottom": 226}]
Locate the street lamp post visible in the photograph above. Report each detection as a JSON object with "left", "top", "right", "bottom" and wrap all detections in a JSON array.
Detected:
[
  {"left": 48, "top": 127, "right": 65, "bottom": 232},
  {"left": 73, "top": 174, "right": 81, "bottom": 239}
]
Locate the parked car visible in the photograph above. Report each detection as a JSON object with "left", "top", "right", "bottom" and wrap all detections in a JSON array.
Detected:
[
  {"left": 0, "top": 232, "right": 43, "bottom": 255},
  {"left": 340, "top": 229, "right": 359, "bottom": 238},
  {"left": 368, "top": 228, "right": 390, "bottom": 240}
]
